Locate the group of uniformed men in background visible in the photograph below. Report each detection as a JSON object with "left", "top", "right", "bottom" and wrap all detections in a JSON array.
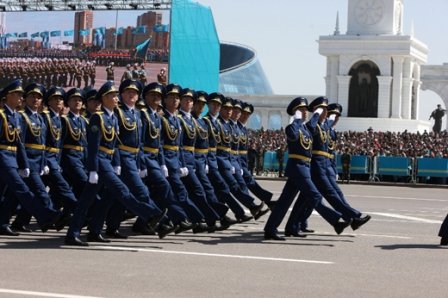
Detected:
[{"left": 0, "top": 58, "right": 96, "bottom": 90}]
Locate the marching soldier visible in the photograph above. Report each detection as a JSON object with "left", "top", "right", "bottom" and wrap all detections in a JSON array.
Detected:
[
  {"left": 82, "top": 87, "right": 100, "bottom": 119},
  {"left": 65, "top": 81, "right": 165, "bottom": 246},
  {"left": 0, "top": 80, "right": 64, "bottom": 236}
]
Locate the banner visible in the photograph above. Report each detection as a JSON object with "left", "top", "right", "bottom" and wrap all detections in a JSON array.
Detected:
[
  {"left": 64, "top": 30, "right": 74, "bottom": 37},
  {"left": 93, "top": 27, "right": 106, "bottom": 48},
  {"left": 153, "top": 24, "right": 169, "bottom": 32},
  {"left": 40, "top": 31, "right": 50, "bottom": 49},
  {"left": 18, "top": 32, "right": 28, "bottom": 38},
  {"left": 132, "top": 26, "right": 147, "bottom": 34},
  {"left": 135, "top": 38, "right": 151, "bottom": 60},
  {"left": 79, "top": 29, "right": 90, "bottom": 36},
  {"left": 31, "top": 32, "right": 40, "bottom": 38},
  {"left": 50, "top": 30, "right": 61, "bottom": 37}
]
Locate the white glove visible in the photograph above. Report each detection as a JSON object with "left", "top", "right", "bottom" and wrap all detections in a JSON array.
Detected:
[
  {"left": 43, "top": 165, "right": 50, "bottom": 175},
  {"left": 205, "top": 164, "right": 209, "bottom": 174},
  {"left": 294, "top": 110, "right": 302, "bottom": 119},
  {"left": 114, "top": 166, "right": 121, "bottom": 176},
  {"left": 161, "top": 165, "right": 169, "bottom": 177},
  {"left": 240, "top": 169, "right": 243, "bottom": 176},
  {"left": 19, "top": 168, "right": 30, "bottom": 178},
  {"left": 89, "top": 171, "right": 99, "bottom": 184},
  {"left": 315, "top": 107, "right": 324, "bottom": 115},
  {"left": 328, "top": 114, "right": 337, "bottom": 121},
  {"left": 179, "top": 167, "right": 189, "bottom": 177},
  {"left": 231, "top": 166, "right": 236, "bottom": 174},
  {"left": 139, "top": 169, "right": 148, "bottom": 178},
  {"left": 336, "top": 174, "right": 339, "bottom": 180}
]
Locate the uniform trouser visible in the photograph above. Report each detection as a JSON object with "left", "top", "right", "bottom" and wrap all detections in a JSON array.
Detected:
[
  {"left": 195, "top": 159, "right": 229, "bottom": 219},
  {"left": 217, "top": 157, "right": 257, "bottom": 209},
  {"left": 438, "top": 214, "right": 448, "bottom": 237},
  {"left": 89, "top": 159, "right": 162, "bottom": 235},
  {"left": 242, "top": 166, "right": 273, "bottom": 203},
  {"left": 61, "top": 163, "right": 88, "bottom": 200},
  {"left": 328, "top": 173, "right": 361, "bottom": 218},
  {"left": 45, "top": 169, "right": 78, "bottom": 215},
  {"left": 166, "top": 168, "right": 204, "bottom": 223},
  {"left": 264, "top": 177, "right": 324, "bottom": 234},
  {"left": 144, "top": 162, "right": 188, "bottom": 224},
  {"left": 0, "top": 167, "right": 60, "bottom": 228},
  {"left": 182, "top": 166, "right": 220, "bottom": 226},
  {"left": 12, "top": 170, "right": 55, "bottom": 226},
  {"left": 207, "top": 167, "right": 246, "bottom": 218},
  {"left": 67, "top": 170, "right": 159, "bottom": 238}
]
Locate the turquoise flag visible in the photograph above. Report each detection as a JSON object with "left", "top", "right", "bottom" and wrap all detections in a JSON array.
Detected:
[
  {"left": 31, "top": 32, "right": 40, "bottom": 38},
  {"left": 50, "top": 30, "right": 61, "bottom": 37},
  {"left": 64, "top": 30, "right": 74, "bottom": 37},
  {"left": 18, "top": 32, "right": 28, "bottom": 38},
  {"left": 135, "top": 38, "right": 151, "bottom": 60},
  {"left": 131, "top": 26, "right": 147, "bottom": 34}
]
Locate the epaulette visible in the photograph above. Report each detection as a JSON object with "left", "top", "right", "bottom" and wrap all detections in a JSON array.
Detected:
[
  {"left": 140, "top": 107, "right": 147, "bottom": 112},
  {"left": 94, "top": 111, "right": 104, "bottom": 115},
  {"left": 42, "top": 109, "right": 50, "bottom": 114}
]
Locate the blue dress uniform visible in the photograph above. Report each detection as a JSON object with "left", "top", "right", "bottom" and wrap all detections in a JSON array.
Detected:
[
  {"left": 139, "top": 83, "right": 189, "bottom": 228},
  {"left": 90, "top": 79, "right": 164, "bottom": 237},
  {"left": 160, "top": 84, "right": 205, "bottom": 225},
  {"left": 0, "top": 80, "right": 62, "bottom": 235},
  {"left": 192, "top": 91, "right": 229, "bottom": 222},
  {"left": 178, "top": 88, "right": 220, "bottom": 229},
  {"left": 82, "top": 87, "right": 98, "bottom": 120},
  {"left": 285, "top": 97, "right": 352, "bottom": 234},
  {"left": 203, "top": 93, "right": 248, "bottom": 222},
  {"left": 60, "top": 88, "right": 89, "bottom": 200},
  {"left": 216, "top": 97, "right": 265, "bottom": 220},
  {"left": 10, "top": 83, "right": 55, "bottom": 229},
  {"left": 236, "top": 101, "right": 274, "bottom": 205},
  {"left": 41, "top": 87, "right": 78, "bottom": 218},
  {"left": 65, "top": 81, "right": 164, "bottom": 246},
  {"left": 264, "top": 97, "right": 348, "bottom": 240}
]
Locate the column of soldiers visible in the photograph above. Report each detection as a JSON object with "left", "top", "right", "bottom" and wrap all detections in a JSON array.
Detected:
[
  {"left": 0, "top": 58, "right": 96, "bottom": 90},
  {"left": 0, "top": 78, "right": 275, "bottom": 247}
]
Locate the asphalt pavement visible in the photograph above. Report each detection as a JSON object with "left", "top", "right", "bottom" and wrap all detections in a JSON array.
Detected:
[{"left": 1, "top": 181, "right": 448, "bottom": 298}]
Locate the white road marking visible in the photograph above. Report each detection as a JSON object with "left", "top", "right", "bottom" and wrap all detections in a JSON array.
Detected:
[
  {"left": 346, "top": 194, "right": 446, "bottom": 202},
  {"left": 0, "top": 288, "right": 102, "bottom": 298},
  {"left": 368, "top": 212, "right": 443, "bottom": 224},
  {"left": 93, "top": 246, "right": 334, "bottom": 265}
]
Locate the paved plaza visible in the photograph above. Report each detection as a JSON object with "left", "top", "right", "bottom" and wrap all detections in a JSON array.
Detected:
[{"left": 1, "top": 181, "right": 447, "bottom": 298}]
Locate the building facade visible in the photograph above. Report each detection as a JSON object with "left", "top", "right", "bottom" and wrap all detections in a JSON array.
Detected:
[{"left": 74, "top": 10, "right": 93, "bottom": 46}]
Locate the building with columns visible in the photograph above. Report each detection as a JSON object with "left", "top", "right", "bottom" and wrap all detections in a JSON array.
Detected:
[{"left": 318, "top": 0, "right": 429, "bottom": 132}]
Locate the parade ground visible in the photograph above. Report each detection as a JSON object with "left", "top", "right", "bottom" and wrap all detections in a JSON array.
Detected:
[{"left": 0, "top": 181, "right": 447, "bottom": 298}]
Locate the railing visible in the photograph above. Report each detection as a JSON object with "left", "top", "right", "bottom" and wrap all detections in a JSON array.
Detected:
[{"left": 257, "top": 151, "right": 448, "bottom": 184}]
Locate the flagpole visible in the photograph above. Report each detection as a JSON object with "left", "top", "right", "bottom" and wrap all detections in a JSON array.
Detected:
[{"left": 114, "top": 10, "right": 118, "bottom": 50}]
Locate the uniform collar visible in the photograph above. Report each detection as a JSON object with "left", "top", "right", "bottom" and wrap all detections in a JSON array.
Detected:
[
  {"left": 4, "top": 104, "right": 15, "bottom": 114},
  {"left": 49, "top": 107, "right": 59, "bottom": 117},
  {"left": 103, "top": 107, "right": 114, "bottom": 117},
  {"left": 26, "top": 106, "right": 38, "bottom": 115},
  {"left": 70, "top": 111, "right": 80, "bottom": 118}
]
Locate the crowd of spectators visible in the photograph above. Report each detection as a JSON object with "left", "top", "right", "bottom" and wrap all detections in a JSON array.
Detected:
[{"left": 246, "top": 127, "right": 448, "bottom": 184}]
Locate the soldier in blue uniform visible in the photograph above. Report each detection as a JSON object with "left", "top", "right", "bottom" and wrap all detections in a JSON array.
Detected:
[
  {"left": 60, "top": 88, "right": 89, "bottom": 200},
  {"left": 82, "top": 87, "right": 100, "bottom": 120},
  {"left": 41, "top": 87, "right": 78, "bottom": 225},
  {"left": 177, "top": 88, "right": 223, "bottom": 232},
  {"left": 203, "top": 93, "right": 249, "bottom": 224},
  {"left": 65, "top": 81, "right": 165, "bottom": 246},
  {"left": 0, "top": 79, "right": 63, "bottom": 236},
  {"left": 91, "top": 79, "right": 169, "bottom": 239},
  {"left": 160, "top": 83, "right": 207, "bottom": 233},
  {"left": 264, "top": 97, "right": 350, "bottom": 240},
  {"left": 286, "top": 98, "right": 370, "bottom": 235},
  {"left": 326, "top": 103, "right": 370, "bottom": 230},
  {"left": 216, "top": 97, "right": 266, "bottom": 221},
  {"left": 139, "top": 82, "right": 193, "bottom": 236},
  {"left": 8, "top": 82, "right": 52, "bottom": 232},
  {"left": 236, "top": 101, "right": 275, "bottom": 208}
]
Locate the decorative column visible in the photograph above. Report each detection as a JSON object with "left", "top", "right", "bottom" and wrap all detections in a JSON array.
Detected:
[
  {"left": 377, "top": 76, "right": 393, "bottom": 118},
  {"left": 412, "top": 64, "right": 421, "bottom": 120},
  {"left": 391, "top": 56, "right": 404, "bottom": 118},
  {"left": 401, "top": 58, "right": 413, "bottom": 119},
  {"left": 261, "top": 109, "right": 269, "bottom": 130},
  {"left": 336, "top": 75, "right": 351, "bottom": 116},
  {"left": 328, "top": 56, "right": 339, "bottom": 100}
]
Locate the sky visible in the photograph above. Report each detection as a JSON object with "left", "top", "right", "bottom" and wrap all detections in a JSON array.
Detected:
[{"left": 2, "top": 0, "right": 448, "bottom": 125}]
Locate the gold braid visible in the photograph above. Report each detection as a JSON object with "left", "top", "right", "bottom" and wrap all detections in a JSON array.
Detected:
[
  {"left": 43, "top": 112, "right": 61, "bottom": 141},
  {"left": 19, "top": 111, "right": 42, "bottom": 137},
  {"left": 162, "top": 116, "right": 179, "bottom": 141},
  {"left": 0, "top": 109, "right": 17, "bottom": 142},
  {"left": 178, "top": 115, "right": 196, "bottom": 139},
  {"left": 141, "top": 109, "right": 160, "bottom": 139}
]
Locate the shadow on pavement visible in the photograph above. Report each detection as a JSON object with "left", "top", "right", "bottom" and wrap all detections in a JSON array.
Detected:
[{"left": 375, "top": 244, "right": 447, "bottom": 250}]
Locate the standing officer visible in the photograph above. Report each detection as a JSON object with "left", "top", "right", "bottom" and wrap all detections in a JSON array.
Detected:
[
  {"left": 139, "top": 82, "right": 193, "bottom": 236},
  {"left": 106, "top": 62, "right": 114, "bottom": 82},
  {"left": 264, "top": 97, "right": 350, "bottom": 240},
  {"left": 0, "top": 80, "right": 63, "bottom": 236},
  {"left": 65, "top": 81, "right": 164, "bottom": 246}
]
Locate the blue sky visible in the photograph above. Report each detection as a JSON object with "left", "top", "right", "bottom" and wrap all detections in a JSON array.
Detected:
[{"left": 2, "top": 0, "right": 447, "bottom": 124}]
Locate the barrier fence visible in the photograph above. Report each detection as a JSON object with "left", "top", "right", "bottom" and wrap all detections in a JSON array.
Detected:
[{"left": 258, "top": 151, "right": 448, "bottom": 184}]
